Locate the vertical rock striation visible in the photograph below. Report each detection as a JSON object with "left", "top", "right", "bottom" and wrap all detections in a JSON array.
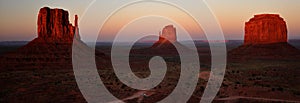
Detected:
[{"left": 244, "top": 14, "right": 287, "bottom": 45}]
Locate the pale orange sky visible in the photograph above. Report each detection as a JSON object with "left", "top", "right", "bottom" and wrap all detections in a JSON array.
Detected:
[
  {"left": 97, "top": 2, "right": 204, "bottom": 42},
  {"left": 0, "top": 0, "right": 299, "bottom": 42}
]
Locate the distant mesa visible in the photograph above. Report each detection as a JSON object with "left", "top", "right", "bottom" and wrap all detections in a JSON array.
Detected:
[
  {"left": 244, "top": 14, "right": 287, "bottom": 45},
  {"left": 158, "top": 25, "right": 177, "bottom": 43},
  {"left": 229, "top": 14, "right": 300, "bottom": 60},
  {"left": 131, "top": 25, "right": 189, "bottom": 56},
  {"left": 152, "top": 25, "right": 181, "bottom": 48}
]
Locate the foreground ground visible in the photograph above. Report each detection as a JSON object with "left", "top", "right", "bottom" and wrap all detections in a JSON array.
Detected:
[{"left": 1, "top": 41, "right": 300, "bottom": 103}]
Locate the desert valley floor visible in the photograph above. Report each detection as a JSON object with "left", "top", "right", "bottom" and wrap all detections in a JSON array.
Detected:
[{"left": 1, "top": 40, "right": 300, "bottom": 103}]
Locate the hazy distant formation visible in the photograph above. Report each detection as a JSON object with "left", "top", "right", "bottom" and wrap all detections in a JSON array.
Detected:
[
  {"left": 152, "top": 25, "right": 178, "bottom": 48},
  {"left": 151, "top": 25, "right": 189, "bottom": 49},
  {"left": 159, "top": 25, "right": 177, "bottom": 43}
]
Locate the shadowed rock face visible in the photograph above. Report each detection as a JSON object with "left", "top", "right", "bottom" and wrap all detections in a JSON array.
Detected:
[
  {"left": 37, "top": 7, "right": 80, "bottom": 43},
  {"left": 244, "top": 14, "right": 287, "bottom": 45}
]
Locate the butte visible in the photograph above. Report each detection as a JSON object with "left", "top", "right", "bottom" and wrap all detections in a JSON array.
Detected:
[
  {"left": 0, "top": 7, "right": 108, "bottom": 71},
  {"left": 229, "top": 14, "right": 300, "bottom": 60},
  {"left": 152, "top": 25, "right": 187, "bottom": 49},
  {"left": 151, "top": 25, "right": 190, "bottom": 55},
  {"left": 131, "top": 25, "right": 190, "bottom": 56}
]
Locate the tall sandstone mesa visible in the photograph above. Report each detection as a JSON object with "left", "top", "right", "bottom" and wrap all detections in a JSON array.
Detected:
[
  {"left": 0, "top": 7, "right": 108, "bottom": 71},
  {"left": 244, "top": 14, "right": 287, "bottom": 45},
  {"left": 37, "top": 7, "right": 80, "bottom": 43},
  {"left": 229, "top": 14, "right": 299, "bottom": 60}
]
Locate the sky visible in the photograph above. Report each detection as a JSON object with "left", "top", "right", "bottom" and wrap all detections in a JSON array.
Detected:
[{"left": 0, "top": 0, "right": 299, "bottom": 42}]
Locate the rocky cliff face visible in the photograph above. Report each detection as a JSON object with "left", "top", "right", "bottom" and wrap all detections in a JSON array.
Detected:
[
  {"left": 37, "top": 7, "right": 80, "bottom": 43},
  {"left": 0, "top": 7, "right": 107, "bottom": 71},
  {"left": 244, "top": 14, "right": 287, "bottom": 45},
  {"left": 229, "top": 14, "right": 299, "bottom": 60},
  {"left": 0, "top": 7, "right": 109, "bottom": 103}
]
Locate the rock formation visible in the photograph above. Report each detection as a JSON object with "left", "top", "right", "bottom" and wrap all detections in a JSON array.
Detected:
[
  {"left": 127, "top": 25, "right": 190, "bottom": 57},
  {"left": 229, "top": 14, "right": 300, "bottom": 60},
  {"left": 0, "top": 7, "right": 107, "bottom": 71},
  {"left": 244, "top": 14, "right": 287, "bottom": 45},
  {"left": 158, "top": 25, "right": 177, "bottom": 43},
  {"left": 152, "top": 25, "right": 179, "bottom": 48},
  {"left": 74, "top": 15, "right": 81, "bottom": 40},
  {"left": 0, "top": 7, "right": 111, "bottom": 102},
  {"left": 37, "top": 7, "right": 80, "bottom": 43}
]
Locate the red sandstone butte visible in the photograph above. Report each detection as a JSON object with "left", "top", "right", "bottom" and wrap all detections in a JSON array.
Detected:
[
  {"left": 244, "top": 14, "right": 287, "bottom": 45},
  {"left": 158, "top": 25, "right": 177, "bottom": 43},
  {"left": 37, "top": 7, "right": 80, "bottom": 43},
  {"left": 0, "top": 7, "right": 108, "bottom": 72},
  {"left": 229, "top": 14, "right": 300, "bottom": 60}
]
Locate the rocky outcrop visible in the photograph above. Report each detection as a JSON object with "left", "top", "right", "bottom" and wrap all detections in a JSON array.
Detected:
[
  {"left": 0, "top": 7, "right": 110, "bottom": 103},
  {"left": 152, "top": 25, "right": 178, "bottom": 48},
  {"left": 229, "top": 14, "right": 300, "bottom": 60},
  {"left": 37, "top": 7, "right": 80, "bottom": 43},
  {"left": 159, "top": 25, "right": 177, "bottom": 43},
  {"left": 0, "top": 7, "right": 107, "bottom": 71},
  {"left": 244, "top": 14, "right": 287, "bottom": 45},
  {"left": 131, "top": 25, "right": 190, "bottom": 57}
]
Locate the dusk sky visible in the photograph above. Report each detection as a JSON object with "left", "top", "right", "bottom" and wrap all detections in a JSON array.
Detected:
[{"left": 0, "top": 0, "right": 299, "bottom": 42}]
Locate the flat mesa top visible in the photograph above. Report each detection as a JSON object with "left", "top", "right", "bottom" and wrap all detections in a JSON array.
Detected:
[
  {"left": 254, "top": 14, "right": 280, "bottom": 17},
  {"left": 248, "top": 14, "right": 284, "bottom": 23},
  {"left": 41, "top": 7, "right": 67, "bottom": 11}
]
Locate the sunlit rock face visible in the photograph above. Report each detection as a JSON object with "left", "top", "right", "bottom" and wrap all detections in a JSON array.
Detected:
[
  {"left": 37, "top": 7, "right": 80, "bottom": 43},
  {"left": 0, "top": 7, "right": 108, "bottom": 72},
  {"left": 244, "top": 14, "right": 287, "bottom": 45},
  {"left": 229, "top": 14, "right": 300, "bottom": 60}
]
